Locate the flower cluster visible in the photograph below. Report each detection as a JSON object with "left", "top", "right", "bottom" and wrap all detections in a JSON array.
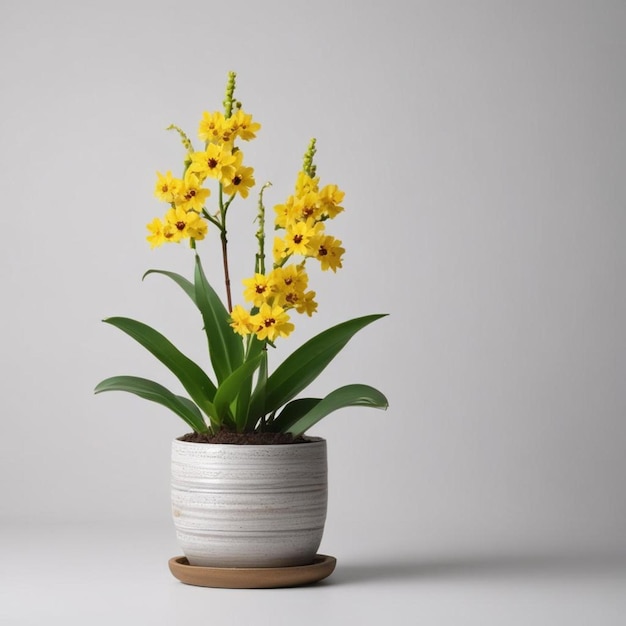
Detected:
[
  {"left": 273, "top": 169, "right": 345, "bottom": 271},
  {"left": 229, "top": 140, "right": 345, "bottom": 343},
  {"left": 97, "top": 72, "right": 388, "bottom": 437},
  {"left": 145, "top": 73, "right": 345, "bottom": 345},
  {"left": 146, "top": 103, "right": 259, "bottom": 248}
]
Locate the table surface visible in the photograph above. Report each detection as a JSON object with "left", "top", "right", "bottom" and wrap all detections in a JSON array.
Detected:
[{"left": 2, "top": 523, "right": 625, "bottom": 626}]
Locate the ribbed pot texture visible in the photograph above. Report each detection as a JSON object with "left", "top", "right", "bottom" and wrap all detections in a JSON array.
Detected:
[{"left": 171, "top": 438, "right": 328, "bottom": 568}]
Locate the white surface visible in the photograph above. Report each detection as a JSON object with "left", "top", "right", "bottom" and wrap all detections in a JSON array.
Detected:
[
  {"left": 1, "top": 523, "right": 625, "bottom": 626},
  {"left": 1, "top": 0, "right": 625, "bottom": 609}
]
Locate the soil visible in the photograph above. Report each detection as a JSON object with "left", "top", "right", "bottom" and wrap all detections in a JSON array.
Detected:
[{"left": 178, "top": 430, "right": 313, "bottom": 445}]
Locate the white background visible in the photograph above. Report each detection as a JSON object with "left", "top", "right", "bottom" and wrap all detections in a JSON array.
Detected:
[{"left": 1, "top": 1, "right": 625, "bottom": 623}]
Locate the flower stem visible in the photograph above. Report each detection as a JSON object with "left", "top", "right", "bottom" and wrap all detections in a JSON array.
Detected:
[
  {"left": 255, "top": 182, "right": 272, "bottom": 275},
  {"left": 202, "top": 209, "right": 222, "bottom": 229},
  {"left": 221, "top": 230, "right": 233, "bottom": 312},
  {"left": 217, "top": 183, "right": 233, "bottom": 312},
  {"left": 216, "top": 71, "right": 239, "bottom": 312}
]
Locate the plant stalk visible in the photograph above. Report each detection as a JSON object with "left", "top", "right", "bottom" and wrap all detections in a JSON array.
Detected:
[
  {"left": 220, "top": 230, "right": 233, "bottom": 312},
  {"left": 217, "top": 184, "right": 233, "bottom": 312},
  {"left": 255, "top": 182, "right": 272, "bottom": 274}
]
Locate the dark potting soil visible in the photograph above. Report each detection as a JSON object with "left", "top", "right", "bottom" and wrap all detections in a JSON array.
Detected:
[{"left": 178, "top": 430, "right": 312, "bottom": 445}]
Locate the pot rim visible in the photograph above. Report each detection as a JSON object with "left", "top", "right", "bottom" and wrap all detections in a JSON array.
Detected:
[{"left": 172, "top": 435, "right": 326, "bottom": 448}]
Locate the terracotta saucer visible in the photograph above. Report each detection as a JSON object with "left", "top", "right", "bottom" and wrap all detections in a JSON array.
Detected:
[{"left": 168, "top": 554, "right": 336, "bottom": 589}]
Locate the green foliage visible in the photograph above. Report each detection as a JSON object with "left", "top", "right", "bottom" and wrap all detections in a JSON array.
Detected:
[
  {"left": 96, "top": 74, "right": 388, "bottom": 438},
  {"left": 94, "top": 376, "right": 208, "bottom": 433},
  {"left": 96, "top": 259, "right": 388, "bottom": 435},
  {"left": 251, "top": 314, "right": 387, "bottom": 420},
  {"left": 193, "top": 254, "right": 244, "bottom": 384},
  {"left": 287, "top": 384, "right": 389, "bottom": 436}
]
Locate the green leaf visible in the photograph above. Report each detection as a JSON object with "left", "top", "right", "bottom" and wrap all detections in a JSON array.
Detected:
[
  {"left": 213, "top": 354, "right": 263, "bottom": 430},
  {"left": 245, "top": 338, "right": 268, "bottom": 430},
  {"left": 252, "top": 314, "right": 387, "bottom": 419},
  {"left": 267, "top": 397, "right": 322, "bottom": 433},
  {"left": 102, "top": 317, "right": 219, "bottom": 430},
  {"left": 239, "top": 337, "right": 266, "bottom": 431},
  {"left": 142, "top": 269, "right": 196, "bottom": 304},
  {"left": 194, "top": 254, "right": 244, "bottom": 384},
  {"left": 94, "top": 375, "right": 208, "bottom": 433},
  {"left": 176, "top": 395, "right": 206, "bottom": 424},
  {"left": 287, "top": 384, "right": 389, "bottom": 436}
]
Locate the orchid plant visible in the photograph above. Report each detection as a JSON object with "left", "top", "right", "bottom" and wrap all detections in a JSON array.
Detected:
[{"left": 95, "top": 72, "right": 388, "bottom": 437}]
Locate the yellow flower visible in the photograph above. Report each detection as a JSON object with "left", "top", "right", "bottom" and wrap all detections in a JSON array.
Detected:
[
  {"left": 294, "top": 290, "right": 318, "bottom": 317},
  {"left": 274, "top": 196, "right": 297, "bottom": 230},
  {"left": 164, "top": 207, "right": 207, "bottom": 243},
  {"left": 308, "top": 234, "right": 344, "bottom": 272},
  {"left": 284, "top": 220, "right": 318, "bottom": 256},
  {"left": 273, "top": 236, "right": 288, "bottom": 264},
  {"left": 295, "top": 171, "right": 319, "bottom": 196},
  {"left": 146, "top": 217, "right": 175, "bottom": 248},
  {"left": 229, "top": 304, "right": 254, "bottom": 336},
  {"left": 319, "top": 184, "right": 345, "bottom": 219},
  {"left": 187, "top": 213, "right": 208, "bottom": 241},
  {"left": 221, "top": 152, "right": 255, "bottom": 198},
  {"left": 227, "top": 109, "right": 261, "bottom": 142},
  {"left": 292, "top": 192, "right": 323, "bottom": 223},
  {"left": 251, "top": 304, "right": 294, "bottom": 342},
  {"left": 269, "top": 265, "right": 308, "bottom": 309},
  {"left": 154, "top": 171, "right": 182, "bottom": 203},
  {"left": 198, "top": 111, "right": 226, "bottom": 144},
  {"left": 269, "top": 265, "right": 308, "bottom": 300},
  {"left": 242, "top": 273, "right": 272, "bottom": 307},
  {"left": 175, "top": 174, "right": 210, "bottom": 212},
  {"left": 187, "top": 144, "right": 237, "bottom": 182},
  {"left": 275, "top": 191, "right": 323, "bottom": 230}
]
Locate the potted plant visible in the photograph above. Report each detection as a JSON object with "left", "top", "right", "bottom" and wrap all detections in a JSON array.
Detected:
[{"left": 95, "top": 72, "right": 388, "bottom": 588}]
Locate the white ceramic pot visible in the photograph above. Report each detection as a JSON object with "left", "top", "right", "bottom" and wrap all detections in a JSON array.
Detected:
[{"left": 171, "top": 437, "right": 328, "bottom": 568}]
